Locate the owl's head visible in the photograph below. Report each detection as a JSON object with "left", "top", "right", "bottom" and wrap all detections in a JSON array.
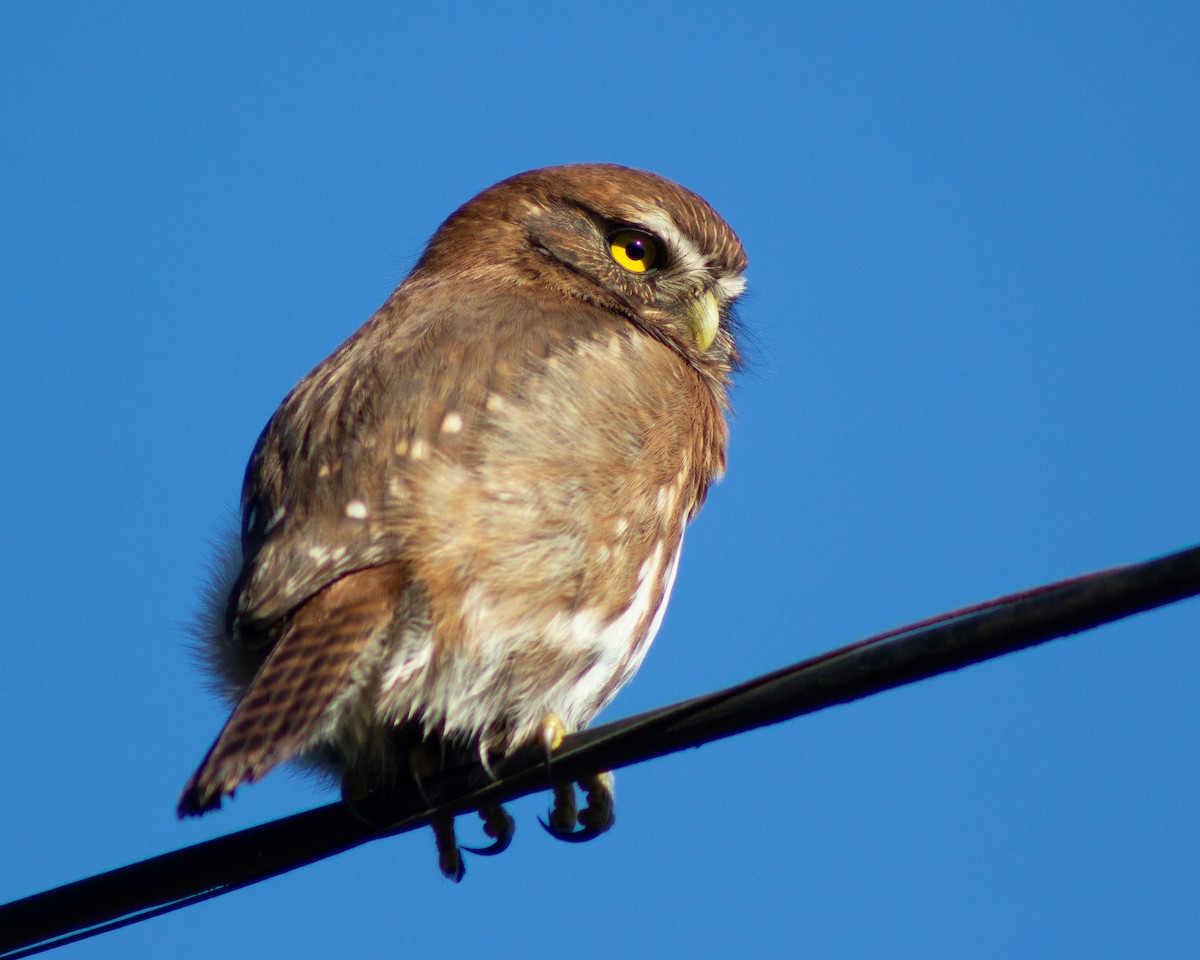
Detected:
[{"left": 412, "top": 163, "right": 748, "bottom": 378}]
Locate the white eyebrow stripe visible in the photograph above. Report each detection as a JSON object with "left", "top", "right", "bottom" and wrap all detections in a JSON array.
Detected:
[
  {"left": 624, "top": 205, "right": 744, "bottom": 299},
  {"left": 633, "top": 210, "right": 706, "bottom": 277}
]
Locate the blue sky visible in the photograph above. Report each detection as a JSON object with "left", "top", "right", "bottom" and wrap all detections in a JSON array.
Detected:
[{"left": 2, "top": 2, "right": 1198, "bottom": 957}]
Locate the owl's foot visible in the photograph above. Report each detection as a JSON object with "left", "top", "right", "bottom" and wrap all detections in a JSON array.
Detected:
[
  {"left": 540, "top": 772, "right": 616, "bottom": 843},
  {"left": 578, "top": 772, "right": 616, "bottom": 833},
  {"left": 432, "top": 816, "right": 465, "bottom": 882},
  {"left": 546, "top": 783, "right": 578, "bottom": 833},
  {"left": 461, "top": 803, "right": 515, "bottom": 856}
]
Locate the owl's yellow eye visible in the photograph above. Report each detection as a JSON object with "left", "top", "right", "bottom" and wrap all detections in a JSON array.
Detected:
[{"left": 608, "top": 230, "right": 659, "bottom": 273}]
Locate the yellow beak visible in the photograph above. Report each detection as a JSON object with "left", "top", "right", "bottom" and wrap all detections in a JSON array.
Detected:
[{"left": 685, "top": 291, "right": 721, "bottom": 352}]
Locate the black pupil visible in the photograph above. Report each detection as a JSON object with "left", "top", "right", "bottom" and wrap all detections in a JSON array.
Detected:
[{"left": 625, "top": 239, "right": 645, "bottom": 261}]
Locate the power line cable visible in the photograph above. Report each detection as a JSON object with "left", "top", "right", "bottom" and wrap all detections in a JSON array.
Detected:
[{"left": 2, "top": 543, "right": 1198, "bottom": 958}]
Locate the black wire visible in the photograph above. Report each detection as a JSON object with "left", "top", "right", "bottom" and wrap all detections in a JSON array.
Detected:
[
  {"left": 0, "top": 891, "right": 223, "bottom": 960},
  {"left": 2, "top": 543, "right": 1198, "bottom": 958}
]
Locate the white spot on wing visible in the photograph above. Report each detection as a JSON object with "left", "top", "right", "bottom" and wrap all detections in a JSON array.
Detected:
[
  {"left": 345, "top": 500, "right": 368, "bottom": 520},
  {"left": 441, "top": 412, "right": 463, "bottom": 434}
]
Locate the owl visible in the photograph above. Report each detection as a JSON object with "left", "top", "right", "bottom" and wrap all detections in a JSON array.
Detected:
[{"left": 179, "top": 163, "right": 747, "bottom": 880}]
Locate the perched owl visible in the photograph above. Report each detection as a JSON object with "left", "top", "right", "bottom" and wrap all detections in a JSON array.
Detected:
[{"left": 179, "top": 164, "right": 747, "bottom": 879}]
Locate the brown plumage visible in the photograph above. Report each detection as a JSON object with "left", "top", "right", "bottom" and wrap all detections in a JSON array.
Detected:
[{"left": 179, "top": 163, "right": 747, "bottom": 876}]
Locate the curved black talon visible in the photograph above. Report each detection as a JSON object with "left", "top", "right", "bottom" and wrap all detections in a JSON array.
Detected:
[
  {"left": 463, "top": 804, "right": 514, "bottom": 856},
  {"left": 538, "top": 815, "right": 608, "bottom": 844},
  {"left": 447, "top": 854, "right": 466, "bottom": 883},
  {"left": 462, "top": 831, "right": 514, "bottom": 856}
]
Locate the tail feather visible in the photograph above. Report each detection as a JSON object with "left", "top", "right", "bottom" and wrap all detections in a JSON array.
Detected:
[{"left": 178, "top": 564, "right": 404, "bottom": 816}]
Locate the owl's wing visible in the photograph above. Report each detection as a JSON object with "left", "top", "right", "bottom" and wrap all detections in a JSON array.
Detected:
[
  {"left": 179, "top": 562, "right": 408, "bottom": 814},
  {"left": 227, "top": 322, "right": 417, "bottom": 641}
]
